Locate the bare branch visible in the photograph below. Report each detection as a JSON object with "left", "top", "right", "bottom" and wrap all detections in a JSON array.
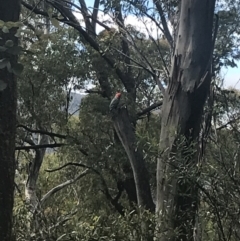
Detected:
[
  {"left": 216, "top": 116, "right": 240, "bottom": 131},
  {"left": 46, "top": 162, "right": 125, "bottom": 215},
  {"left": 123, "top": 25, "right": 156, "bottom": 75},
  {"left": 128, "top": 1, "right": 166, "bottom": 35},
  {"left": 137, "top": 101, "right": 163, "bottom": 117},
  {"left": 112, "top": 46, "right": 154, "bottom": 76},
  {"left": 153, "top": 0, "right": 173, "bottom": 48},
  {"left": 149, "top": 35, "right": 170, "bottom": 77},
  {"left": 45, "top": 162, "right": 91, "bottom": 172},
  {"left": 17, "top": 124, "right": 89, "bottom": 156},
  {"left": 40, "top": 169, "right": 90, "bottom": 205},
  {"left": 17, "top": 124, "right": 66, "bottom": 139},
  {"left": 15, "top": 143, "right": 65, "bottom": 151}
]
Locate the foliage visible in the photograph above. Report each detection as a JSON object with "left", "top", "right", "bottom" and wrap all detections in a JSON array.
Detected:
[{"left": 10, "top": 0, "right": 240, "bottom": 240}]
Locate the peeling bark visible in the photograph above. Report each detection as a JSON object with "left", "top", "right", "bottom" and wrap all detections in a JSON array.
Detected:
[
  {"left": 0, "top": 1, "right": 20, "bottom": 240},
  {"left": 156, "top": 1, "right": 216, "bottom": 241}
]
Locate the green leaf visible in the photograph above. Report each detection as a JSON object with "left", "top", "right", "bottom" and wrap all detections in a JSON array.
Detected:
[
  {"left": 51, "top": 18, "right": 60, "bottom": 28},
  {"left": 47, "top": 8, "right": 53, "bottom": 18},
  {"left": 15, "top": 22, "right": 24, "bottom": 28},
  {"left": 0, "top": 20, "right": 4, "bottom": 28},
  {"left": 34, "top": 29, "right": 43, "bottom": 36},
  {"left": 7, "top": 61, "right": 12, "bottom": 73},
  {"left": 57, "top": 15, "right": 65, "bottom": 20},
  {"left": 2, "top": 26, "right": 9, "bottom": 33},
  {"left": 15, "top": 28, "right": 21, "bottom": 38},
  {"left": 0, "top": 46, "right": 7, "bottom": 52},
  {"left": 5, "top": 21, "right": 15, "bottom": 29},
  {"left": 11, "top": 63, "right": 24, "bottom": 76},
  {"left": 0, "top": 59, "right": 9, "bottom": 69},
  {"left": 7, "top": 46, "right": 23, "bottom": 55},
  {"left": 0, "top": 80, "right": 7, "bottom": 91},
  {"left": 5, "top": 40, "right": 14, "bottom": 47}
]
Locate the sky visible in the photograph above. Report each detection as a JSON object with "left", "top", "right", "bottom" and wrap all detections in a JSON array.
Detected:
[
  {"left": 75, "top": 0, "right": 240, "bottom": 89},
  {"left": 222, "top": 63, "right": 240, "bottom": 88}
]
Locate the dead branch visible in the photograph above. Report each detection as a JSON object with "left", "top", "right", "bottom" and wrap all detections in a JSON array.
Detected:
[
  {"left": 40, "top": 169, "right": 90, "bottom": 205},
  {"left": 137, "top": 101, "right": 163, "bottom": 117}
]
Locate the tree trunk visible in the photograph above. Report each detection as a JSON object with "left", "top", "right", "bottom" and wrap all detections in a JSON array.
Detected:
[
  {"left": 0, "top": 1, "right": 21, "bottom": 240},
  {"left": 113, "top": 107, "right": 155, "bottom": 212},
  {"left": 24, "top": 135, "right": 48, "bottom": 237},
  {"left": 25, "top": 135, "right": 48, "bottom": 212},
  {"left": 156, "top": 1, "right": 216, "bottom": 240}
]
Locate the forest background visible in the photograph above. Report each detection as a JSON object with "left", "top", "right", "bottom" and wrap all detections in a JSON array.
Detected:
[{"left": 0, "top": 0, "right": 240, "bottom": 241}]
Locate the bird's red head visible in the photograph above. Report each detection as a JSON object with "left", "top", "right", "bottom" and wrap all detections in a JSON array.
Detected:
[{"left": 115, "top": 92, "right": 121, "bottom": 98}]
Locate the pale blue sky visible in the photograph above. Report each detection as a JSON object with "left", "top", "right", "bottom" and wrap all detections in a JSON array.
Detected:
[{"left": 222, "top": 62, "right": 240, "bottom": 88}]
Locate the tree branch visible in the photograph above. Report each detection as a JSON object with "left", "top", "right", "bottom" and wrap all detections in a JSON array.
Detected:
[
  {"left": 17, "top": 124, "right": 66, "bottom": 139},
  {"left": 45, "top": 162, "right": 91, "bottom": 172},
  {"left": 216, "top": 116, "right": 240, "bottom": 131},
  {"left": 92, "top": 0, "right": 100, "bottom": 33},
  {"left": 149, "top": 35, "right": 170, "bottom": 77},
  {"left": 78, "top": 0, "right": 93, "bottom": 34},
  {"left": 40, "top": 169, "right": 90, "bottom": 205},
  {"left": 128, "top": 1, "right": 165, "bottom": 37},
  {"left": 15, "top": 143, "right": 65, "bottom": 151},
  {"left": 17, "top": 124, "right": 89, "bottom": 156},
  {"left": 137, "top": 101, "right": 163, "bottom": 117},
  {"left": 115, "top": 4, "right": 131, "bottom": 75},
  {"left": 22, "top": 1, "right": 58, "bottom": 18},
  {"left": 153, "top": 0, "right": 173, "bottom": 48},
  {"left": 46, "top": 162, "right": 125, "bottom": 215}
]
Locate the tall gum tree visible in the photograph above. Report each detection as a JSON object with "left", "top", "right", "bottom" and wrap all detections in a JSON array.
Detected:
[
  {"left": 156, "top": 0, "right": 216, "bottom": 240},
  {"left": 0, "top": 0, "right": 21, "bottom": 240}
]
